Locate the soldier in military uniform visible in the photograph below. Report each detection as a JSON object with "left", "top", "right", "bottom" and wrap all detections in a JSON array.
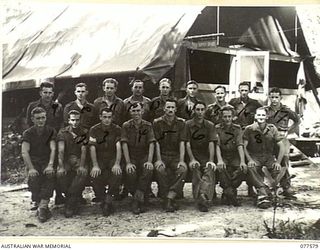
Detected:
[
  {"left": 177, "top": 80, "right": 201, "bottom": 120},
  {"left": 121, "top": 102, "right": 155, "bottom": 214},
  {"left": 93, "top": 78, "right": 125, "bottom": 126},
  {"left": 89, "top": 107, "right": 123, "bottom": 216},
  {"left": 22, "top": 107, "right": 56, "bottom": 222},
  {"left": 205, "top": 85, "right": 228, "bottom": 125},
  {"left": 63, "top": 83, "right": 96, "bottom": 130},
  {"left": 26, "top": 81, "right": 63, "bottom": 132},
  {"left": 150, "top": 78, "right": 176, "bottom": 121},
  {"left": 153, "top": 99, "right": 188, "bottom": 212},
  {"left": 215, "top": 105, "right": 247, "bottom": 206},
  {"left": 266, "top": 87, "right": 300, "bottom": 198},
  {"left": 184, "top": 101, "right": 217, "bottom": 212},
  {"left": 229, "top": 82, "right": 262, "bottom": 129},
  {"left": 243, "top": 107, "right": 285, "bottom": 209},
  {"left": 26, "top": 81, "right": 64, "bottom": 206},
  {"left": 229, "top": 81, "right": 262, "bottom": 197},
  {"left": 123, "top": 80, "right": 151, "bottom": 122},
  {"left": 57, "top": 110, "right": 89, "bottom": 218}
]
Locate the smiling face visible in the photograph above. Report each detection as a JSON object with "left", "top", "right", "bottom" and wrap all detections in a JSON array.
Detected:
[
  {"left": 68, "top": 114, "right": 81, "bottom": 129},
  {"left": 215, "top": 87, "right": 226, "bottom": 103},
  {"left": 269, "top": 92, "right": 282, "bottom": 107},
  {"left": 100, "top": 110, "right": 113, "bottom": 126},
  {"left": 255, "top": 108, "right": 267, "bottom": 124},
  {"left": 163, "top": 101, "right": 176, "bottom": 117},
  {"left": 32, "top": 112, "right": 47, "bottom": 127},
  {"left": 74, "top": 86, "right": 88, "bottom": 102}
]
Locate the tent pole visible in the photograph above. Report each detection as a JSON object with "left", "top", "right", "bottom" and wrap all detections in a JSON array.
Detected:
[
  {"left": 217, "top": 7, "right": 220, "bottom": 46},
  {"left": 305, "top": 59, "right": 320, "bottom": 108},
  {"left": 294, "top": 10, "right": 298, "bottom": 52}
]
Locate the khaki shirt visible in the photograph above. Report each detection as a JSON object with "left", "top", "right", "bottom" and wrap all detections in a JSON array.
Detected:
[
  {"left": 153, "top": 115, "right": 185, "bottom": 157},
  {"left": 243, "top": 122, "right": 282, "bottom": 157},
  {"left": 121, "top": 119, "right": 155, "bottom": 157},
  {"left": 216, "top": 123, "right": 243, "bottom": 158},
  {"left": 265, "top": 104, "right": 300, "bottom": 131}
]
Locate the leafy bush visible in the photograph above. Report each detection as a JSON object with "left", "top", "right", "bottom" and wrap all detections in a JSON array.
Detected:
[
  {"left": 1, "top": 132, "right": 26, "bottom": 184},
  {"left": 264, "top": 218, "right": 320, "bottom": 240}
]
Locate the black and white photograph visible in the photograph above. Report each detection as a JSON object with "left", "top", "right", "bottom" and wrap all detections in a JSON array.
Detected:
[{"left": 1, "top": 0, "right": 320, "bottom": 245}]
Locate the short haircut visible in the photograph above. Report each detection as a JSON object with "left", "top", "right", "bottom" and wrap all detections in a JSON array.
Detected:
[
  {"left": 99, "top": 107, "right": 113, "bottom": 115},
  {"left": 269, "top": 87, "right": 282, "bottom": 96},
  {"left": 214, "top": 85, "right": 226, "bottom": 93},
  {"left": 102, "top": 78, "right": 119, "bottom": 88},
  {"left": 129, "top": 101, "right": 143, "bottom": 111},
  {"left": 186, "top": 80, "right": 198, "bottom": 88},
  {"left": 164, "top": 98, "right": 177, "bottom": 106},
  {"left": 239, "top": 81, "right": 250, "bottom": 89},
  {"left": 68, "top": 110, "right": 81, "bottom": 119},
  {"left": 131, "top": 79, "right": 144, "bottom": 87},
  {"left": 75, "top": 82, "right": 87, "bottom": 90},
  {"left": 40, "top": 81, "right": 54, "bottom": 91},
  {"left": 220, "top": 104, "right": 235, "bottom": 115},
  {"left": 193, "top": 101, "right": 206, "bottom": 110},
  {"left": 256, "top": 106, "right": 267, "bottom": 114},
  {"left": 159, "top": 78, "right": 172, "bottom": 86},
  {"left": 31, "top": 107, "right": 46, "bottom": 117}
]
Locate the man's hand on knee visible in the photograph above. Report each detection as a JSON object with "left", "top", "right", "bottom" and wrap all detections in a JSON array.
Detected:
[
  {"left": 28, "top": 169, "right": 39, "bottom": 178},
  {"left": 154, "top": 160, "right": 165, "bottom": 172},
  {"left": 143, "top": 162, "right": 154, "bottom": 170},
  {"left": 189, "top": 160, "right": 200, "bottom": 169}
]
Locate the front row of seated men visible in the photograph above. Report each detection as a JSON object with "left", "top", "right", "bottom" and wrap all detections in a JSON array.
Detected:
[{"left": 22, "top": 97, "right": 289, "bottom": 222}]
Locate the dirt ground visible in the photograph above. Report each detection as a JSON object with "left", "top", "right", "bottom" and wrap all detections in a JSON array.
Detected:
[{"left": 0, "top": 161, "right": 320, "bottom": 238}]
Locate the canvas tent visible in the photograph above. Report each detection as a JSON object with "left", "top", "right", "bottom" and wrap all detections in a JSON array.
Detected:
[
  {"left": 2, "top": 4, "right": 320, "bottom": 119},
  {"left": 3, "top": 4, "right": 202, "bottom": 91}
]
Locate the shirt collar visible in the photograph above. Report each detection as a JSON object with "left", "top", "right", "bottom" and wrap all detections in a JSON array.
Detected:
[
  {"left": 38, "top": 98, "right": 53, "bottom": 107},
  {"left": 128, "top": 95, "right": 145, "bottom": 103},
  {"left": 102, "top": 95, "right": 120, "bottom": 103},
  {"left": 268, "top": 103, "right": 284, "bottom": 112},
  {"left": 100, "top": 122, "right": 113, "bottom": 131},
  {"left": 213, "top": 101, "right": 226, "bottom": 108},
  {"left": 190, "top": 118, "right": 205, "bottom": 128},
  {"left": 251, "top": 122, "right": 270, "bottom": 133},
  {"left": 162, "top": 115, "right": 177, "bottom": 125},
  {"left": 128, "top": 119, "right": 146, "bottom": 128},
  {"left": 219, "top": 123, "right": 233, "bottom": 129},
  {"left": 75, "top": 99, "right": 88, "bottom": 107}
]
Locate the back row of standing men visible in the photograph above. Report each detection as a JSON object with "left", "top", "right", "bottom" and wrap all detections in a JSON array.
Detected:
[{"left": 22, "top": 78, "right": 300, "bottom": 222}]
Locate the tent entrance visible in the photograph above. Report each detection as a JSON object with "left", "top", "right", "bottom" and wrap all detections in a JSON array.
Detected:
[{"left": 229, "top": 51, "right": 270, "bottom": 102}]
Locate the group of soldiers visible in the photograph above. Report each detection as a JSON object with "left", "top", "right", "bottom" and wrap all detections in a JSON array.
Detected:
[{"left": 21, "top": 77, "right": 300, "bottom": 223}]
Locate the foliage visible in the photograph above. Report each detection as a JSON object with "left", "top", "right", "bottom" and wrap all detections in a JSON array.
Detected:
[
  {"left": 1, "top": 132, "right": 26, "bottom": 184},
  {"left": 264, "top": 218, "right": 320, "bottom": 240}
]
